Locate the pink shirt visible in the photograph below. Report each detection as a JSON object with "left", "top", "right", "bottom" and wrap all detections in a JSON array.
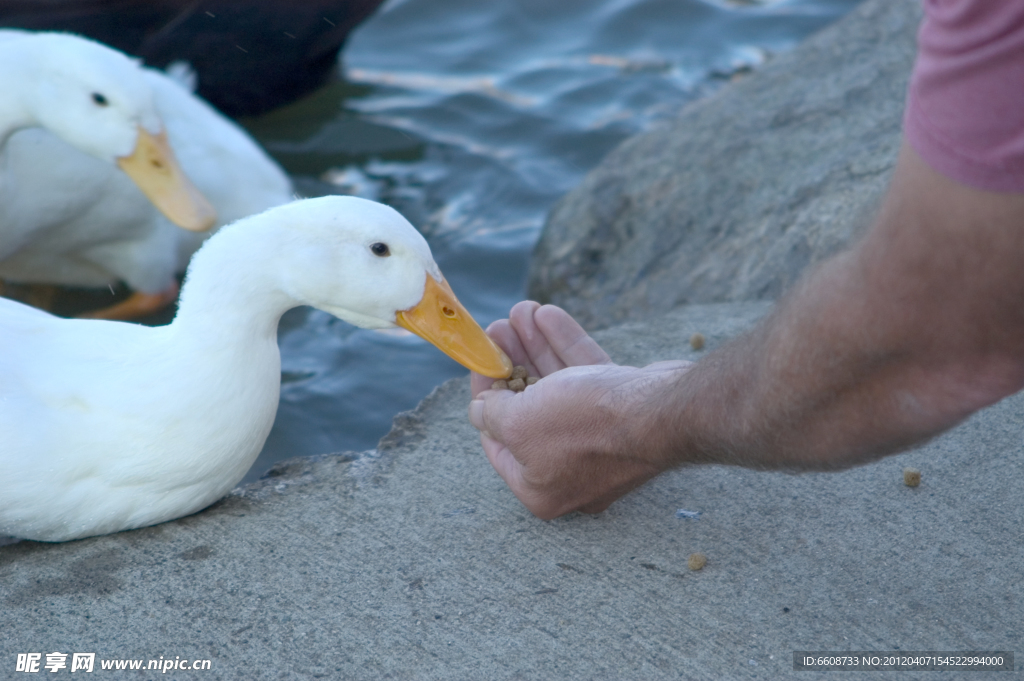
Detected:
[{"left": 903, "top": 0, "right": 1024, "bottom": 193}]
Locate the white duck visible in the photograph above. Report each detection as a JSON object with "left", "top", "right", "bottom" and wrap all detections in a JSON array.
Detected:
[
  {"left": 0, "top": 196, "right": 513, "bottom": 542},
  {"left": 0, "top": 31, "right": 289, "bottom": 319}
]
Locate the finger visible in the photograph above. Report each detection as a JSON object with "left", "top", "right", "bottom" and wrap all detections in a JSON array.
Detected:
[
  {"left": 534, "top": 304, "right": 612, "bottom": 368},
  {"left": 468, "top": 395, "right": 490, "bottom": 437},
  {"left": 506, "top": 301, "right": 547, "bottom": 374},
  {"left": 509, "top": 301, "right": 572, "bottom": 376},
  {"left": 467, "top": 389, "right": 516, "bottom": 445},
  {"left": 489, "top": 315, "right": 544, "bottom": 374}
]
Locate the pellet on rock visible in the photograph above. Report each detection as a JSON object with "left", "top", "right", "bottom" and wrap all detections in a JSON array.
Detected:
[
  {"left": 688, "top": 553, "right": 707, "bottom": 571},
  {"left": 903, "top": 467, "right": 921, "bottom": 487},
  {"left": 690, "top": 332, "right": 705, "bottom": 351}
]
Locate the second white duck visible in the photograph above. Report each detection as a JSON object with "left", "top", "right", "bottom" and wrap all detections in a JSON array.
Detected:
[{"left": 0, "top": 30, "right": 292, "bottom": 319}]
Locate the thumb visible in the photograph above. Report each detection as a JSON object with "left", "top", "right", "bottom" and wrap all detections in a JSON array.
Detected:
[{"left": 468, "top": 389, "right": 517, "bottom": 443}]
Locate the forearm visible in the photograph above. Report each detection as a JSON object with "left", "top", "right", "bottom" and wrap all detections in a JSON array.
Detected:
[
  {"left": 649, "top": 255, "right": 965, "bottom": 470},
  {"left": 637, "top": 144, "right": 1024, "bottom": 471}
]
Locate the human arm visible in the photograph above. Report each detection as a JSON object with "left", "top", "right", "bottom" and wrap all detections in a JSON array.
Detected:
[{"left": 469, "top": 142, "right": 1024, "bottom": 519}]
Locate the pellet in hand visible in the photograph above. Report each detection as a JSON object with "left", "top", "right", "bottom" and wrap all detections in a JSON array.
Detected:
[{"left": 492, "top": 366, "right": 537, "bottom": 392}]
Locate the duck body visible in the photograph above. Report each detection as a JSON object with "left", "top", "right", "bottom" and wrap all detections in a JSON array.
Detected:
[
  {"left": 0, "top": 297, "right": 283, "bottom": 540},
  {"left": 0, "top": 30, "right": 292, "bottom": 297},
  {"left": 0, "top": 196, "right": 512, "bottom": 542}
]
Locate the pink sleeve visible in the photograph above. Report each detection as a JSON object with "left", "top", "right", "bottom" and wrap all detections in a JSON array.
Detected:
[{"left": 903, "top": 0, "right": 1024, "bottom": 193}]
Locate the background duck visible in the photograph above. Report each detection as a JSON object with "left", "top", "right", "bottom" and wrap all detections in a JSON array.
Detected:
[
  {"left": 0, "top": 0, "right": 385, "bottom": 117},
  {"left": 0, "top": 196, "right": 512, "bottom": 543},
  {"left": 0, "top": 31, "right": 292, "bottom": 319}
]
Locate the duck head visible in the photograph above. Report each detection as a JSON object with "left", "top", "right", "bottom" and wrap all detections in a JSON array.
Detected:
[
  {"left": 269, "top": 196, "right": 513, "bottom": 379},
  {"left": 18, "top": 33, "right": 215, "bottom": 231}
]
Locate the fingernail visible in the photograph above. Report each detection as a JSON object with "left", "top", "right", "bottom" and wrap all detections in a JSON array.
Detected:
[{"left": 468, "top": 399, "right": 485, "bottom": 432}]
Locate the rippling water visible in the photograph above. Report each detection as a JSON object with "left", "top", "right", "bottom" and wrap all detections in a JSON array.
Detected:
[{"left": 240, "top": 0, "right": 861, "bottom": 482}]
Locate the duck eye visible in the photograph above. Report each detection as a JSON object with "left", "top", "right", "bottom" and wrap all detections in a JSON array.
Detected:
[
  {"left": 370, "top": 242, "right": 390, "bottom": 257},
  {"left": 91, "top": 92, "right": 109, "bottom": 107}
]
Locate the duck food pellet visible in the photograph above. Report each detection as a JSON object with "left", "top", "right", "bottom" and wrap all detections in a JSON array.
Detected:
[
  {"left": 688, "top": 553, "right": 707, "bottom": 571},
  {"left": 690, "top": 333, "right": 705, "bottom": 351},
  {"left": 492, "top": 366, "right": 537, "bottom": 393},
  {"left": 903, "top": 467, "right": 921, "bottom": 487}
]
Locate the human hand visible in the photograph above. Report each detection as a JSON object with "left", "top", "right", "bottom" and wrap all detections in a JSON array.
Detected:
[{"left": 468, "top": 301, "right": 692, "bottom": 519}]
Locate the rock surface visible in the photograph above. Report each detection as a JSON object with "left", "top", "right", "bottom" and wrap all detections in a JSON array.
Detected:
[
  {"left": 2, "top": 301, "right": 1022, "bottom": 679},
  {"left": 528, "top": 0, "right": 922, "bottom": 330}
]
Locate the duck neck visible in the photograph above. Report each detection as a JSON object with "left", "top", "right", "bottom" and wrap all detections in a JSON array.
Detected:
[
  {"left": 0, "top": 44, "right": 39, "bottom": 148},
  {"left": 170, "top": 221, "right": 298, "bottom": 345}
]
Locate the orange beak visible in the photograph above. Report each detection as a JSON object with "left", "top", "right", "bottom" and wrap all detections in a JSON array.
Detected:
[
  {"left": 116, "top": 127, "right": 216, "bottom": 232},
  {"left": 396, "top": 275, "right": 513, "bottom": 379}
]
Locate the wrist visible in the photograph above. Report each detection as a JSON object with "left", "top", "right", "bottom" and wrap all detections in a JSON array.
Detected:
[{"left": 600, "top": 361, "right": 696, "bottom": 473}]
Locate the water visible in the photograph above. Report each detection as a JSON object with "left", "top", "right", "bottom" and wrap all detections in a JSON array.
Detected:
[{"left": 240, "top": 0, "right": 861, "bottom": 482}]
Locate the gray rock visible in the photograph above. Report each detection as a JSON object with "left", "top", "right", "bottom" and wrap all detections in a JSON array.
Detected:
[
  {"left": 3, "top": 301, "right": 1022, "bottom": 679},
  {"left": 528, "top": 0, "right": 922, "bottom": 330}
]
